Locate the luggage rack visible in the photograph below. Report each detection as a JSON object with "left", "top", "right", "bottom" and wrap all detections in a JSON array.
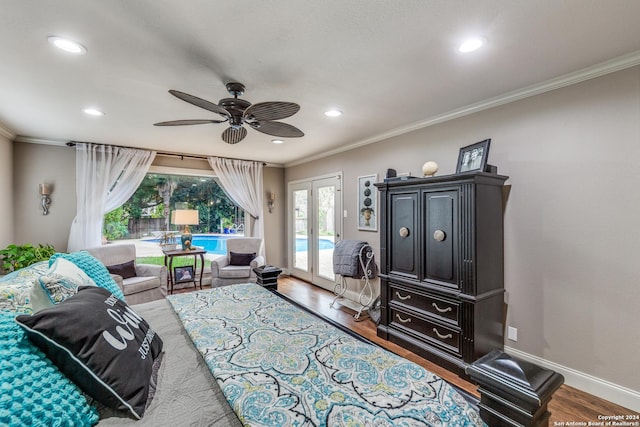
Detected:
[{"left": 331, "top": 243, "right": 376, "bottom": 321}]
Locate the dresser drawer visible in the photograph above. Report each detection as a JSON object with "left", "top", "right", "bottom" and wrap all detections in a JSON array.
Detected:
[
  {"left": 389, "top": 308, "right": 461, "bottom": 356},
  {"left": 389, "top": 284, "right": 460, "bottom": 326}
]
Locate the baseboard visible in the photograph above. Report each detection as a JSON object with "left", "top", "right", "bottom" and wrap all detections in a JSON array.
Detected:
[{"left": 504, "top": 346, "right": 640, "bottom": 412}]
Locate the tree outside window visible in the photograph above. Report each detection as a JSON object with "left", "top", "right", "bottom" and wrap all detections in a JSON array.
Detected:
[{"left": 103, "top": 173, "right": 243, "bottom": 241}]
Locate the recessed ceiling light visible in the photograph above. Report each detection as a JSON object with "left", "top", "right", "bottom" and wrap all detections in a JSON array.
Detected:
[
  {"left": 48, "top": 36, "right": 87, "bottom": 55},
  {"left": 458, "top": 37, "right": 485, "bottom": 53},
  {"left": 272, "top": 139, "right": 284, "bottom": 144},
  {"left": 324, "top": 109, "right": 343, "bottom": 117},
  {"left": 83, "top": 108, "right": 105, "bottom": 116}
]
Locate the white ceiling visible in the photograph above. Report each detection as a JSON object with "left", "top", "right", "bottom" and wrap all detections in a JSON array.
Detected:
[{"left": 2, "top": 1, "right": 640, "bottom": 167}]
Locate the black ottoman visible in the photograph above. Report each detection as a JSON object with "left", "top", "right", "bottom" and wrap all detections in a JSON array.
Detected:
[
  {"left": 466, "top": 349, "right": 564, "bottom": 427},
  {"left": 252, "top": 265, "right": 282, "bottom": 290}
]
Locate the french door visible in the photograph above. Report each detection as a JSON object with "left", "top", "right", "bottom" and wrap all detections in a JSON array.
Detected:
[{"left": 288, "top": 173, "right": 342, "bottom": 290}]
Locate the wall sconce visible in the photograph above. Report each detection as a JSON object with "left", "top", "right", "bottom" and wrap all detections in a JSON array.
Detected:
[
  {"left": 267, "top": 191, "right": 275, "bottom": 213},
  {"left": 39, "top": 183, "right": 52, "bottom": 215}
]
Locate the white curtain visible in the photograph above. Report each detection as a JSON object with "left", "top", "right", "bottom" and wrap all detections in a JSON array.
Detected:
[
  {"left": 67, "top": 143, "right": 156, "bottom": 252},
  {"left": 208, "top": 157, "right": 264, "bottom": 241}
]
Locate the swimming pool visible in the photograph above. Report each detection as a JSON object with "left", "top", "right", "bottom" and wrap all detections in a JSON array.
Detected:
[{"left": 149, "top": 235, "right": 334, "bottom": 254}]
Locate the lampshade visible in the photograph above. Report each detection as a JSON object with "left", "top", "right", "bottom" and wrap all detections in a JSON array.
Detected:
[
  {"left": 172, "top": 210, "right": 199, "bottom": 225},
  {"left": 172, "top": 209, "right": 199, "bottom": 250}
]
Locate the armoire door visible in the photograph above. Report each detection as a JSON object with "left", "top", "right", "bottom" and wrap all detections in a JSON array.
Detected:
[
  {"left": 424, "top": 190, "right": 458, "bottom": 289},
  {"left": 388, "top": 191, "right": 419, "bottom": 279}
]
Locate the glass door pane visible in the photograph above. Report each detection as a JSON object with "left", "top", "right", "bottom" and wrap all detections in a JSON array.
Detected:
[
  {"left": 293, "top": 188, "right": 309, "bottom": 272},
  {"left": 315, "top": 182, "right": 336, "bottom": 282}
]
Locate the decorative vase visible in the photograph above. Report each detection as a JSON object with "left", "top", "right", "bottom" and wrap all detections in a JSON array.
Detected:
[{"left": 422, "top": 161, "right": 439, "bottom": 177}]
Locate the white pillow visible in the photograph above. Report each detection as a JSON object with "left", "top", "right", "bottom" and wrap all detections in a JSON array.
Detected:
[{"left": 30, "top": 258, "right": 97, "bottom": 312}]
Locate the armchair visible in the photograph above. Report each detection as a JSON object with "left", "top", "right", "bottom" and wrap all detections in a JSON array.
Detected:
[
  {"left": 85, "top": 244, "right": 167, "bottom": 305},
  {"left": 210, "top": 238, "right": 265, "bottom": 287}
]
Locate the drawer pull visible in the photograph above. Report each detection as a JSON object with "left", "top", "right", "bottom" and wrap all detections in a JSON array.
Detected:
[
  {"left": 432, "top": 328, "right": 453, "bottom": 340},
  {"left": 399, "top": 227, "right": 410, "bottom": 238},
  {"left": 396, "top": 314, "right": 412, "bottom": 323},
  {"left": 433, "top": 229, "right": 446, "bottom": 241},
  {"left": 431, "top": 302, "right": 452, "bottom": 313},
  {"left": 395, "top": 291, "right": 411, "bottom": 301}
]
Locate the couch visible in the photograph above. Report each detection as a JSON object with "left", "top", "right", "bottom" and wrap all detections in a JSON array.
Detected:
[
  {"left": 85, "top": 244, "right": 167, "bottom": 305},
  {"left": 210, "top": 238, "right": 265, "bottom": 287}
]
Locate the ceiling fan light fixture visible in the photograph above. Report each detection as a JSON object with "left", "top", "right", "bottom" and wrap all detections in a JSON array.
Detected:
[
  {"left": 157, "top": 82, "right": 304, "bottom": 144},
  {"left": 324, "top": 109, "right": 342, "bottom": 117},
  {"left": 458, "top": 37, "right": 485, "bottom": 53},
  {"left": 272, "top": 139, "right": 284, "bottom": 144},
  {"left": 48, "top": 36, "right": 87, "bottom": 54}
]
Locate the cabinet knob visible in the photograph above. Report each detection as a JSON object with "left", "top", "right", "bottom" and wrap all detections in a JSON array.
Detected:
[
  {"left": 433, "top": 229, "right": 446, "bottom": 241},
  {"left": 399, "top": 227, "right": 410, "bottom": 238}
]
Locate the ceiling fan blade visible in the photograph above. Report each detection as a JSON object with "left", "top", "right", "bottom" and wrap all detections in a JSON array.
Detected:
[
  {"left": 154, "top": 119, "right": 227, "bottom": 126},
  {"left": 250, "top": 121, "right": 304, "bottom": 138},
  {"left": 168, "top": 90, "right": 231, "bottom": 118},
  {"left": 221, "top": 126, "right": 248, "bottom": 144},
  {"left": 244, "top": 102, "right": 300, "bottom": 121}
]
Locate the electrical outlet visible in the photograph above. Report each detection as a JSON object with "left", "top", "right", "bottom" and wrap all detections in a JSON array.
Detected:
[
  {"left": 507, "top": 326, "right": 518, "bottom": 342},
  {"left": 344, "top": 209, "right": 348, "bottom": 217}
]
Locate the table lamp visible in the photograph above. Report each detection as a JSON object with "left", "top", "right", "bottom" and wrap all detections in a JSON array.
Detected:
[{"left": 172, "top": 209, "right": 199, "bottom": 250}]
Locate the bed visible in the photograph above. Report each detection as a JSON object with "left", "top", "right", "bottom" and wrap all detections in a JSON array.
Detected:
[
  {"left": 99, "top": 283, "right": 484, "bottom": 426},
  {"left": 1, "top": 256, "right": 484, "bottom": 426}
]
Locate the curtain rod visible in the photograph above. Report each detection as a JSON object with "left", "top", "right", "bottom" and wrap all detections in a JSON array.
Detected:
[{"left": 65, "top": 141, "right": 267, "bottom": 165}]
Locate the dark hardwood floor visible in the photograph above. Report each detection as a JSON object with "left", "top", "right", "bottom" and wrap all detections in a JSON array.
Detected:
[
  {"left": 180, "top": 278, "right": 639, "bottom": 423},
  {"left": 274, "top": 276, "right": 639, "bottom": 424}
]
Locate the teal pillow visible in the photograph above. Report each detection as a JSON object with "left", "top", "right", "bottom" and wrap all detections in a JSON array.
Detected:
[
  {"left": 0, "top": 310, "right": 99, "bottom": 426},
  {"left": 50, "top": 251, "right": 125, "bottom": 301}
]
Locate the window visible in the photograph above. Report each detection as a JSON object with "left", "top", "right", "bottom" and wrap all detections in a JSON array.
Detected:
[{"left": 103, "top": 173, "right": 244, "bottom": 241}]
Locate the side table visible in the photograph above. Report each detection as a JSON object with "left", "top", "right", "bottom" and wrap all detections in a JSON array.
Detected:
[{"left": 162, "top": 248, "right": 206, "bottom": 294}]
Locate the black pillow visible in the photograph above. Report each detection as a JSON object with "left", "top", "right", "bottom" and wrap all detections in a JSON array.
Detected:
[
  {"left": 16, "top": 286, "right": 163, "bottom": 420},
  {"left": 106, "top": 260, "right": 137, "bottom": 279},
  {"left": 229, "top": 251, "right": 256, "bottom": 266}
]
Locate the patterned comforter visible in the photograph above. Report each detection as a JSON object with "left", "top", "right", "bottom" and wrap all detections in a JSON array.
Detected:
[{"left": 168, "top": 283, "right": 484, "bottom": 427}]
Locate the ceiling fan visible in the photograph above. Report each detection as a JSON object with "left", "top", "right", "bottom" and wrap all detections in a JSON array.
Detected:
[{"left": 154, "top": 82, "right": 304, "bottom": 144}]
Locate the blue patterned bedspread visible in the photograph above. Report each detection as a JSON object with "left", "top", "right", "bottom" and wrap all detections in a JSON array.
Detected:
[{"left": 167, "top": 283, "right": 484, "bottom": 426}]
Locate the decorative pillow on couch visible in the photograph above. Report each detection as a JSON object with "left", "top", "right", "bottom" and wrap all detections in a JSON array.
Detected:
[
  {"left": 16, "top": 286, "right": 164, "bottom": 420},
  {"left": 30, "top": 257, "right": 97, "bottom": 312},
  {"left": 106, "top": 260, "right": 137, "bottom": 279},
  {"left": 0, "top": 310, "right": 98, "bottom": 426},
  {"left": 229, "top": 251, "right": 256, "bottom": 266}
]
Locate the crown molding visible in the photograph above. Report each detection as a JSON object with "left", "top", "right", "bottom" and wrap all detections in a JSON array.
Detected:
[
  {"left": 286, "top": 50, "right": 640, "bottom": 168},
  {"left": 0, "top": 122, "right": 15, "bottom": 140}
]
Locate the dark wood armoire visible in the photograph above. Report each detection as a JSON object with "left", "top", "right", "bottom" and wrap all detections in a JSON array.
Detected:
[{"left": 375, "top": 172, "right": 508, "bottom": 375}]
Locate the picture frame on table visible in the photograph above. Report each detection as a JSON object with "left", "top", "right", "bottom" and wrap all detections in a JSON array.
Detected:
[
  {"left": 357, "top": 174, "right": 377, "bottom": 231},
  {"left": 174, "top": 266, "right": 195, "bottom": 283},
  {"left": 456, "top": 139, "right": 491, "bottom": 174}
]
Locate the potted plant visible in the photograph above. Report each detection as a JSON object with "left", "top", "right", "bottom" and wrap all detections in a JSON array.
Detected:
[
  {"left": 0, "top": 243, "right": 56, "bottom": 274},
  {"left": 222, "top": 218, "right": 234, "bottom": 234}
]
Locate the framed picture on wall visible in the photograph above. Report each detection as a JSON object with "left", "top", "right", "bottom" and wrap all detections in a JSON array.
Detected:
[
  {"left": 456, "top": 138, "right": 491, "bottom": 174},
  {"left": 174, "top": 266, "right": 195, "bottom": 283},
  {"left": 357, "top": 174, "right": 377, "bottom": 231}
]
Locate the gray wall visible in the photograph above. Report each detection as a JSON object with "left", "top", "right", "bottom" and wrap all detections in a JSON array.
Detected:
[
  {"left": 12, "top": 142, "right": 77, "bottom": 251},
  {"left": 0, "top": 133, "right": 13, "bottom": 248},
  {"left": 286, "top": 66, "right": 640, "bottom": 396}
]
